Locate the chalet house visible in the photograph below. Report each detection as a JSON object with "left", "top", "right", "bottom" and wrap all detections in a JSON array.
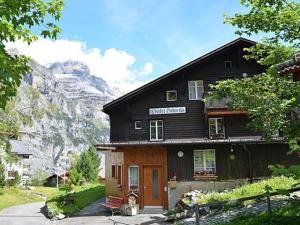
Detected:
[{"left": 98, "top": 38, "right": 300, "bottom": 210}]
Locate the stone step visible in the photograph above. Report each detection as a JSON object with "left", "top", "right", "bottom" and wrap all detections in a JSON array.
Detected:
[{"left": 140, "top": 206, "right": 164, "bottom": 214}]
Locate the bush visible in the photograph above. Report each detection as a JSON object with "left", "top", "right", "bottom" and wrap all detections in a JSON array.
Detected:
[
  {"left": 30, "top": 169, "right": 49, "bottom": 186},
  {"left": 269, "top": 164, "right": 300, "bottom": 179},
  {"left": 0, "top": 159, "right": 5, "bottom": 188},
  {"left": 69, "top": 167, "right": 83, "bottom": 186},
  {"left": 6, "top": 172, "right": 20, "bottom": 187}
]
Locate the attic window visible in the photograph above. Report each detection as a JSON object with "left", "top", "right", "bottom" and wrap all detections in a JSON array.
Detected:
[
  {"left": 166, "top": 90, "right": 177, "bottom": 101},
  {"left": 224, "top": 61, "right": 232, "bottom": 69}
]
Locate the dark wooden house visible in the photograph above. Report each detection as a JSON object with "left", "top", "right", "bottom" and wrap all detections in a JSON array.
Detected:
[{"left": 98, "top": 38, "right": 300, "bottom": 210}]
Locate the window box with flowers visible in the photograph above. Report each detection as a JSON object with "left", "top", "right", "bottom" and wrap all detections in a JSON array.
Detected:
[{"left": 193, "top": 149, "right": 218, "bottom": 181}]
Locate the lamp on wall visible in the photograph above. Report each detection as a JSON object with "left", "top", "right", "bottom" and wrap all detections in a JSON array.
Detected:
[
  {"left": 242, "top": 72, "right": 248, "bottom": 78},
  {"left": 230, "top": 145, "right": 236, "bottom": 160},
  {"left": 177, "top": 151, "right": 184, "bottom": 158}
]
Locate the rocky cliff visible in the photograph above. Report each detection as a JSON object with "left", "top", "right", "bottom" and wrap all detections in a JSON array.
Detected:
[{"left": 18, "top": 60, "right": 113, "bottom": 175}]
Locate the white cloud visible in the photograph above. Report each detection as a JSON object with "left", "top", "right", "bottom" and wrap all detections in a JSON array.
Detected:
[{"left": 6, "top": 38, "right": 153, "bottom": 94}]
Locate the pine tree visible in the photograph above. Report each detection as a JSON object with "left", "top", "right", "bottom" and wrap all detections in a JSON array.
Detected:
[{"left": 76, "top": 147, "right": 100, "bottom": 182}]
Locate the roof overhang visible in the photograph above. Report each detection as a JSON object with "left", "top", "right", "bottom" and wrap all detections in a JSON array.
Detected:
[{"left": 96, "top": 137, "right": 285, "bottom": 147}]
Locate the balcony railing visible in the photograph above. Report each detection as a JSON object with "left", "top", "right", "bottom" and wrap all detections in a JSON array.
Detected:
[
  {"left": 203, "top": 92, "right": 230, "bottom": 109},
  {"left": 203, "top": 93, "right": 246, "bottom": 116}
]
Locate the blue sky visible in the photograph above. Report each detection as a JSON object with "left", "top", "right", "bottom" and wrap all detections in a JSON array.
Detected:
[
  {"left": 11, "top": 0, "right": 258, "bottom": 93},
  {"left": 60, "top": 0, "right": 248, "bottom": 75}
]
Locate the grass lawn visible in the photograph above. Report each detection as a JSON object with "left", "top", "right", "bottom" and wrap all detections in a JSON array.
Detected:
[
  {"left": 216, "top": 200, "right": 300, "bottom": 225},
  {"left": 46, "top": 183, "right": 105, "bottom": 216},
  {"left": 184, "top": 176, "right": 299, "bottom": 205},
  {"left": 0, "top": 186, "right": 59, "bottom": 211}
]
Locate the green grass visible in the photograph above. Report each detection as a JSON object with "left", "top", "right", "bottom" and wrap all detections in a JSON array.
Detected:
[
  {"left": 46, "top": 183, "right": 105, "bottom": 216},
  {"left": 216, "top": 200, "right": 300, "bottom": 225},
  {"left": 0, "top": 186, "right": 59, "bottom": 210},
  {"left": 184, "top": 176, "right": 299, "bottom": 206}
]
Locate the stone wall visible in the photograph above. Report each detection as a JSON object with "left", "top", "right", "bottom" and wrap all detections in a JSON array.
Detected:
[{"left": 168, "top": 179, "right": 247, "bottom": 209}]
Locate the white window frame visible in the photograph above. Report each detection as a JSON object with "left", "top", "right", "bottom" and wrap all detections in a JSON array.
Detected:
[
  {"left": 166, "top": 90, "right": 177, "bottom": 101},
  {"left": 188, "top": 80, "right": 204, "bottom": 100},
  {"left": 135, "top": 121, "right": 142, "bottom": 130},
  {"left": 150, "top": 120, "right": 163, "bottom": 141},
  {"left": 128, "top": 165, "right": 139, "bottom": 191},
  {"left": 208, "top": 117, "right": 225, "bottom": 138},
  {"left": 193, "top": 149, "right": 216, "bottom": 174}
]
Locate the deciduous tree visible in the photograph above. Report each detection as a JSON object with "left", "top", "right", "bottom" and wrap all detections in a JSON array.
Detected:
[
  {"left": 0, "top": 0, "right": 64, "bottom": 109},
  {"left": 210, "top": 0, "right": 300, "bottom": 151}
]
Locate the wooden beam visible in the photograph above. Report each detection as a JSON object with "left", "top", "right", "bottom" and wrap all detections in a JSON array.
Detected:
[{"left": 206, "top": 110, "right": 246, "bottom": 116}]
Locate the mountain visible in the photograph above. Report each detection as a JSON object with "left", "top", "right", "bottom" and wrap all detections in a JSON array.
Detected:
[{"left": 17, "top": 60, "right": 113, "bottom": 175}]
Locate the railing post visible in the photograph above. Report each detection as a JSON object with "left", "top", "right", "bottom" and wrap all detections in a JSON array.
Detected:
[
  {"left": 267, "top": 195, "right": 272, "bottom": 218},
  {"left": 195, "top": 204, "right": 200, "bottom": 225}
]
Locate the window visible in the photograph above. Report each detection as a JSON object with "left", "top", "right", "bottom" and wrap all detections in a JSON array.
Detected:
[
  {"left": 135, "top": 121, "right": 142, "bottom": 130},
  {"left": 128, "top": 166, "right": 139, "bottom": 191},
  {"left": 111, "top": 165, "right": 116, "bottom": 178},
  {"left": 117, "top": 165, "right": 122, "bottom": 186},
  {"left": 188, "top": 80, "right": 204, "bottom": 100},
  {"left": 166, "top": 90, "right": 177, "bottom": 101},
  {"left": 209, "top": 117, "right": 225, "bottom": 139},
  {"left": 194, "top": 150, "right": 216, "bottom": 175},
  {"left": 150, "top": 120, "right": 163, "bottom": 141},
  {"left": 224, "top": 61, "right": 232, "bottom": 68}
]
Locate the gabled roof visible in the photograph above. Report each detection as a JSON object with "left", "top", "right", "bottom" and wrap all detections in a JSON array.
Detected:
[
  {"left": 9, "top": 139, "right": 32, "bottom": 155},
  {"left": 103, "top": 37, "right": 256, "bottom": 112}
]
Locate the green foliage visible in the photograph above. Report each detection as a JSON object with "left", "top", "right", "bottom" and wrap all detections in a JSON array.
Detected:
[
  {"left": 6, "top": 172, "right": 20, "bottom": 187},
  {"left": 210, "top": 72, "right": 300, "bottom": 141},
  {"left": 269, "top": 164, "right": 300, "bottom": 179},
  {"left": 0, "top": 186, "right": 59, "bottom": 210},
  {"left": 224, "top": 0, "right": 300, "bottom": 46},
  {"left": 69, "top": 167, "right": 83, "bottom": 186},
  {"left": 0, "top": 0, "right": 64, "bottom": 109},
  {"left": 76, "top": 146, "right": 101, "bottom": 182},
  {"left": 0, "top": 159, "right": 5, "bottom": 188},
  {"left": 183, "top": 176, "right": 298, "bottom": 206},
  {"left": 210, "top": 0, "right": 300, "bottom": 150},
  {"left": 46, "top": 183, "right": 105, "bottom": 216},
  {"left": 31, "top": 169, "right": 50, "bottom": 186}
]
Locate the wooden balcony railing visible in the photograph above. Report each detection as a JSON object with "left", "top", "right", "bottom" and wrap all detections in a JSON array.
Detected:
[{"left": 203, "top": 93, "right": 246, "bottom": 116}]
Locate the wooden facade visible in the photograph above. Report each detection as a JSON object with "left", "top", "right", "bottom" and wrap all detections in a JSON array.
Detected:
[{"left": 101, "top": 38, "right": 300, "bottom": 210}]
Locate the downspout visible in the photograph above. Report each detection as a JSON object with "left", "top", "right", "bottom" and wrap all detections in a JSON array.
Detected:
[{"left": 243, "top": 144, "right": 253, "bottom": 183}]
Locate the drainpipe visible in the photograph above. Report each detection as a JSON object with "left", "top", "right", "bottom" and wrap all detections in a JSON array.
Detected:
[{"left": 243, "top": 144, "right": 253, "bottom": 183}]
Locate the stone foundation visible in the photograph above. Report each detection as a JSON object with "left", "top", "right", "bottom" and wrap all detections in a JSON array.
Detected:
[{"left": 168, "top": 179, "right": 247, "bottom": 209}]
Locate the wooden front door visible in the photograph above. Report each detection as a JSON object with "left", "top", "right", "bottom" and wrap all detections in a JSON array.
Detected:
[{"left": 143, "top": 166, "right": 163, "bottom": 206}]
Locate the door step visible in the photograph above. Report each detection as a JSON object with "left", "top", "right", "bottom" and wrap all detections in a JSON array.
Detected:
[{"left": 140, "top": 206, "right": 163, "bottom": 214}]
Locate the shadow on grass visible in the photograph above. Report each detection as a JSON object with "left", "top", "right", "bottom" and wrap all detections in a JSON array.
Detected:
[{"left": 46, "top": 185, "right": 105, "bottom": 217}]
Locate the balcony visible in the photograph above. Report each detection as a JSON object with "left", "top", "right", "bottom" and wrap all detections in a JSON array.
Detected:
[{"left": 203, "top": 93, "right": 246, "bottom": 116}]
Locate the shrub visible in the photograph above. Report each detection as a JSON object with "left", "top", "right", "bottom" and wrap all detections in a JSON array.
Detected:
[
  {"left": 0, "top": 159, "right": 5, "bottom": 188},
  {"left": 30, "top": 169, "right": 49, "bottom": 186},
  {"left": 269, "top": 164, "right": 300, "bottom": 179},
  {"left": 6, "top": 172, "right": 20, "bottom": 187}
]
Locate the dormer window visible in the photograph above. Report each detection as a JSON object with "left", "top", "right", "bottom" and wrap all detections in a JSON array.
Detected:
[
  {"left": 166, "top": 90, "right": 177, "bottom": 101},
  {"left": 224, "top": 61, "right": 232, "bottom": 69}
]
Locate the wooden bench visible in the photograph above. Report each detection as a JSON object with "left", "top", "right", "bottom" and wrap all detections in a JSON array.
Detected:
[{"left": 100, "top": 196, "right": 124, "bottom": 216}]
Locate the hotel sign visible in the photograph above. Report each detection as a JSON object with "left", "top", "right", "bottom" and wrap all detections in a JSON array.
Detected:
[{"left": 149, "top": 107, "right": 186, "bottom": 115}]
